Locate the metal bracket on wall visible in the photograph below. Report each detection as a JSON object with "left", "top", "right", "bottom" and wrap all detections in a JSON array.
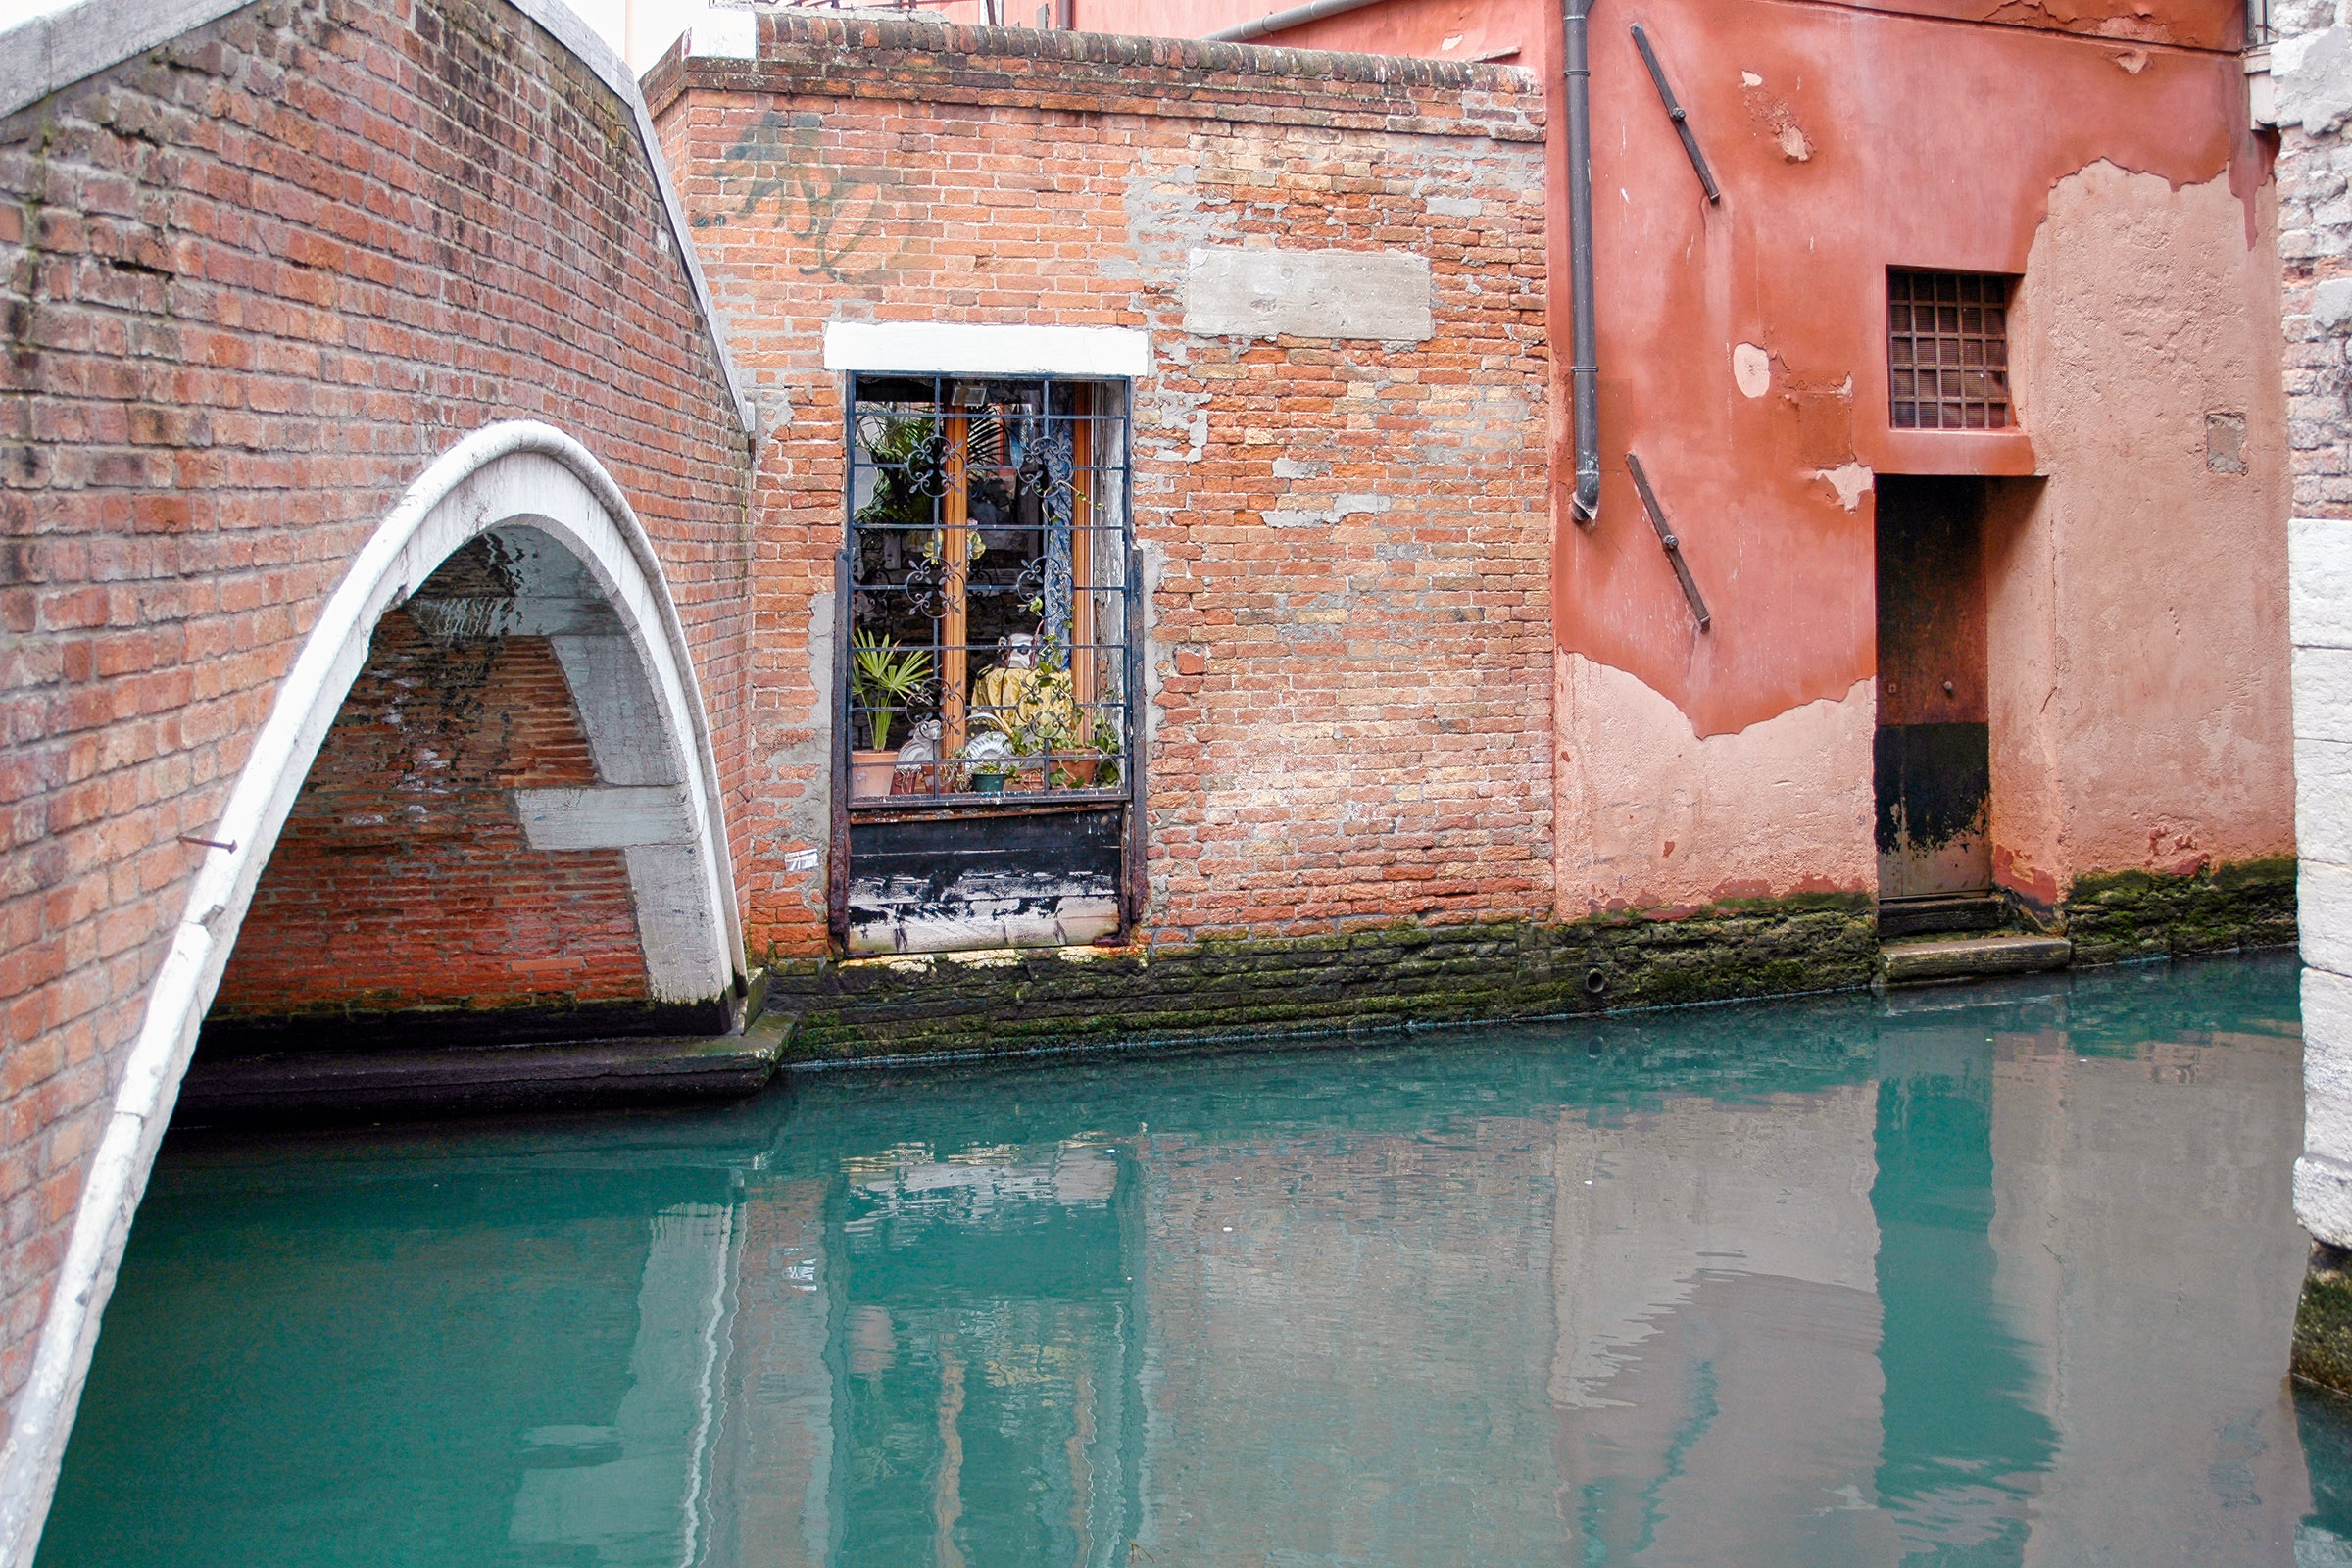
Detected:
[
  {"left": 1630, "top": 24, "right": 1721, "bottom": 205},
  {"left": 1625, "top": 452, "right": 1712, "bottom": 631}
]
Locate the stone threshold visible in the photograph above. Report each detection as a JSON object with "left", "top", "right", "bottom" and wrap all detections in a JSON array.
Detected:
[{"left": 1878, "top": 932, "right": 2076, "bottom": 987}]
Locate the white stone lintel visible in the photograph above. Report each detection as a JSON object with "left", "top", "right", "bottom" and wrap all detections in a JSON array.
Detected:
[
  {"left": 822, "top": 322, "right": 1152, "bottom": 378},
  {"left": 514, "top": 785, "right": 696, "bottom": 851}
]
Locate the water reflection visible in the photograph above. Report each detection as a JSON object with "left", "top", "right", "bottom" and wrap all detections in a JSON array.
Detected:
[{"left": 41, "top": 955, "right": 2326, "bottom": 1567}]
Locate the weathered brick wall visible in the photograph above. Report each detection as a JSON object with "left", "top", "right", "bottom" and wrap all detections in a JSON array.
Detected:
[
  {"left": 646, "top": 17, "right": 1553, "bottom": 959},
  {"left": 2282, "top": 2, "right": 2352, "bottom": 520},
  {"left": 205, "top": 611, "right": 649, "bottom": 1035},
  {"left": 0, "top": 0, "right": 749, "bottom": 1433}
]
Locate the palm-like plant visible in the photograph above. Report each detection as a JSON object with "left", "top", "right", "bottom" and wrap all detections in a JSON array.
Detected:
[{"left": 851, "top": 630, "right": 933, "bottom": 753}]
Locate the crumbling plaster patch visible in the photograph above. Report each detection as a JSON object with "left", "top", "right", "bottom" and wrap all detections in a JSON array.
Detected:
[
  {"left": 1554, "top": 651, "right": 1875, "bottom": 915},
  {"left": 1814, "top": 463, "right": 1873, "bottom": 512},
  {"left": 1732, "top": 342, "right": 1771, "bottom": 398}
]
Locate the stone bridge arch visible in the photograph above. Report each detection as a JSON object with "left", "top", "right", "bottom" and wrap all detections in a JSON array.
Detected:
[{"left": 0, "top": 421, "right": 743, "bottom": 1554}]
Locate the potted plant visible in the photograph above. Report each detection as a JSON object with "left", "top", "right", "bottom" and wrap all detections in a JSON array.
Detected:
[
  {"left": 1076, "top": 713, "right": 1123, "bottom": 790},
  {"left": 959, "top": 727, "right": 1017, "bottom": 795},
  {"left": 849, "top": 630, "right": 932, "bottom": 800}
]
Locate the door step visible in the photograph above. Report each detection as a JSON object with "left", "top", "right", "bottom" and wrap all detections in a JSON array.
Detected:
[
  {"left": 1879, "top": 933, "right": 2073, "bottom": 987},
  {"left": 1877, "top": 895, "right": 2009, "bottom": 940}
]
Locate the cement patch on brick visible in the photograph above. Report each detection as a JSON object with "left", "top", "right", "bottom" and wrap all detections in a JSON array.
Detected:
[{"left": 1183, "top": 247, "right": 1435, "bottom": 341}]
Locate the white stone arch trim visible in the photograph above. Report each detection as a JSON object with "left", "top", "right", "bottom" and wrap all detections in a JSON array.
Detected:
[{"left": 0, "top": 420, "right": 744, "bottom": 1568}]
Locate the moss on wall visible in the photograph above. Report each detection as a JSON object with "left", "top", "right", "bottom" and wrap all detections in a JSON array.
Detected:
[
  {"left": 764, "top": 895, "right": 1878, "bottom": 1063},
  {"left": 2061, "top": 856, "right": 2297, "bottom": 965},
  {"left": 2297, "top": 1245, "right": 2352, "bottom": 1395},
  {"left": 759, "top": 856, "right": 2301, "bottom": 1064}
]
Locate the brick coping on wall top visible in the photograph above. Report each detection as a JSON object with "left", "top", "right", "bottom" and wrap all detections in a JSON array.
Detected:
[
  {"left": 0, "top": 0, "right": 758, "bottom": 435},
  {"left": 642, "top": 7, "right": 1545, "bottom": 134}
]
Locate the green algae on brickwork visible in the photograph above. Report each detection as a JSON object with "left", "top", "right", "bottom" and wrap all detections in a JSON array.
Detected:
[
  {"left": 763, "top": 894, "right": 1879, "bottom": 1064},
  {"left": 2297, "top": 1246, "right": 2352, "bottom": 1395},
  {"left": 2062, "top": 856, "right": 2297, "bottom": 966}
]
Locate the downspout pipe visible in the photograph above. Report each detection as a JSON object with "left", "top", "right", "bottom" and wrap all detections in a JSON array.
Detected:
[
  {"left": 1203, "top": 0, "right": 1390, "bottom": 43},
  {"left": 1563, "top": 0, "right": 1601, "bottom": 523}
]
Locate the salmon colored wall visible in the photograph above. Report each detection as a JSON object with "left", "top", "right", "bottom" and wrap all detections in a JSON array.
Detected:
[
  {"left": 1558, "top": 3, "right": 2263, "bottom": 737},
  {"left": 1989, "top": 165, "right": 2293, "bottom": 909}
]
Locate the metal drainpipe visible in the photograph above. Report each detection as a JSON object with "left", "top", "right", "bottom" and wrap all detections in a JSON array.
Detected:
[
  {"left": 1563, "top": 0, "right": 1601, "bottom": 523},
  {"left": 1203, "top": 0, "right": 1391, "bottom": 44}
]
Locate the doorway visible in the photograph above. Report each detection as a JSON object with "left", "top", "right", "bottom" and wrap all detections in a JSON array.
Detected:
[{"left": 1875, "top": 476, "right": 1991, "bottom": 904}]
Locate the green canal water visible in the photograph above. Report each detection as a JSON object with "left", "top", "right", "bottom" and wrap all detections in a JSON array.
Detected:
[{"left": 40, "top": 952, "right": 2352, "bottom": 1566}]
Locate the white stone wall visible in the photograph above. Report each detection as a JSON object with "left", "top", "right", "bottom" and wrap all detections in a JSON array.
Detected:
[{"left": 2280, "top": 2, "right": 2352, "bottom": 1247}]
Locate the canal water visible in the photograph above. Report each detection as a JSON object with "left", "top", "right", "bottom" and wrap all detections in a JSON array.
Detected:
[{"left": 39, "top": 952, "right": 2352, "bottom": 1567}]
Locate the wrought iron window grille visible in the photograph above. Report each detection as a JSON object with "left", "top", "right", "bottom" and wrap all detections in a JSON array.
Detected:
[
  {"left": 1888, "top": 270, "right": 2014, "bottom": 432},
  {"left": 838, "top": 374, "right": 1138, "bottom": 810}
]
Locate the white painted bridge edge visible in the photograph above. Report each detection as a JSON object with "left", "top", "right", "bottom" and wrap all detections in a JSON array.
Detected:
[
  {"left": 0, "top": 421, "right": 746, "bottom": 1568},
  {"left": 0, "top": 0, "right": 757, "bottom": 436},
  {"left": 2296, "top": 514, "right": 2352, "bottom": 1250}
]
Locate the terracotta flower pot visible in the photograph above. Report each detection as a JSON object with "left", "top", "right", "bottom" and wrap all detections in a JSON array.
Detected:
[{"left": 850, "top": 750, "right": 899, "bottom": 800}]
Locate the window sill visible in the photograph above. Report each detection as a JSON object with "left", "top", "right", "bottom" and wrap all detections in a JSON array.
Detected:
[
  {"left": 1864, "top": 426, "right": 2038, "bottom": 478},
  {"left": 848, "top": 789, "right": 1129, "bottom": 820}
]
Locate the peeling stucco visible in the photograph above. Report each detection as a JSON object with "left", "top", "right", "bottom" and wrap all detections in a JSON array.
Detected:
[{"left": 1554, "top": 652, "right": 1876, "bottom": 914}]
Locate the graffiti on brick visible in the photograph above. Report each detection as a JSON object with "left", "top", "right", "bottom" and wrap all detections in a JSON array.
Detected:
[{"left": 717, "top": 113, "right": 909, "bottom": 282}]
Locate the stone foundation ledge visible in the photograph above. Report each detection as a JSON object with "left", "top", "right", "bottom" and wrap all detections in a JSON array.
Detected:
[
  {"left": 2057, "top": 855, "right": 2298, "bottom": 965},
  {"left": 763, "top": 858, "right": 2298, "bottom": 1065},
  {"left": 767, "top": 896, "right": 1882, "bottom": 1063}
]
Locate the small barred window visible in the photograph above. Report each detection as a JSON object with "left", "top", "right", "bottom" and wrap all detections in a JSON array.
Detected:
[{"left": 1888, "top": 270, "right": 2012, "bottom": 431}]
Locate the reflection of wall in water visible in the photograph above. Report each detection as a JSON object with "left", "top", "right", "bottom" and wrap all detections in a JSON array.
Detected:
[
  {"left": 1872, "top": 1026, "right": 2057, "bottom": 1562},
  {"left": 510, "top": 1202, "right": 740, "bottom": 1567},
  {"left": 704, "top": 1182, "right": 835, "bottom": 1568},
  {"left": 1133, "top": 1120, "right": 1565, "bottom": 1564},
  {"left": 1552, "top": 1085, "right": 1904, "bottom": 1566},
  {"left": 1986, "top": 1022, "right": 2310, "bottom": 1567}
]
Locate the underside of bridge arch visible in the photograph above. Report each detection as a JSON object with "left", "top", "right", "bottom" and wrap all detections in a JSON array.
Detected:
[{"left": 200, "top": 528, "right": 735, "bottom": 1055}]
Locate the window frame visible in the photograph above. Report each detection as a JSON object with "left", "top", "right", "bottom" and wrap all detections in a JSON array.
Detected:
[
  {"left": 828, "top": 370, "right": 1145, "bottom": 951},
  {"left": 1886, "top": 269, "right": 2015, "bottom": 433}
]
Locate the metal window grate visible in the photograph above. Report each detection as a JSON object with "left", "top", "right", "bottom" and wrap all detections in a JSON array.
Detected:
[
  {"left": 841, "top": 373, "right": 1136, "bottom": 808},
  {"left": 1888, "top": 270, "right": 2012, "bottom": 431}
]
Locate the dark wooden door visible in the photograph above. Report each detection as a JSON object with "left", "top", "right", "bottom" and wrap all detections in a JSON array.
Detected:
[{"left": 1875, "top": 477, "right": 1991, "bottom": 901}]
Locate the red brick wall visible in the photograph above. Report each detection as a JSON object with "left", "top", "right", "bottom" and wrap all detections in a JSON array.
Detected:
[
  {"left": 0, "top": 0, "right": 750, "bottom": 1429},
  {"left": 208, "top": 612, "right": 649, "bottom": 1022},
  {"left": 648, "top": 17, "right": 1553, "bottom": 955}
]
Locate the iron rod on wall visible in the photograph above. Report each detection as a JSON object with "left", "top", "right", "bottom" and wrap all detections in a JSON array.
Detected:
[
  {"left": 1630, "top": 24, "right": 1720, "bottom": 204},
  {"left": 1625, "top": 452, "right": 1712, "bottom": 631}
]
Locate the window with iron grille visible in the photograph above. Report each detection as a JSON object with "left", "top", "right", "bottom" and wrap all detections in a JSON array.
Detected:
[
  {"left": 844, "top": 374, "right": 1133, "bottom": 802},
  {"left": 835, "top": 373, "right": 1138, "bottom": 955},
  {"left": 1888, "top": 270, "right": 2013, "bottom": 431}
]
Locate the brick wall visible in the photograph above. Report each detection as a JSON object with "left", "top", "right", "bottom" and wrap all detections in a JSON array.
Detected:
[
  {"left": 205, "top": 611, "right": 650, "bottom": 1035},
  {"left": 646, "top": 17, "right": 1553, "bottom": 959},
  {"left": 0, "top": 0, "right": 749, "bottom": 1433},
  {"left": 2282, "top": 2, "right": 2352, "bottom": 522}
]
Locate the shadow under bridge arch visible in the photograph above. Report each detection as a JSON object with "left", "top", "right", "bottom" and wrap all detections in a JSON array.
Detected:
[
  {"left": 0, "top": 420, "right": 747, "bottom": 1568},
  {"left": 203, "top": 420, "right": 748, "bottom": 1035},
  {"left": 194, "top": 425, "right": 748, "bottom": 1046}
]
